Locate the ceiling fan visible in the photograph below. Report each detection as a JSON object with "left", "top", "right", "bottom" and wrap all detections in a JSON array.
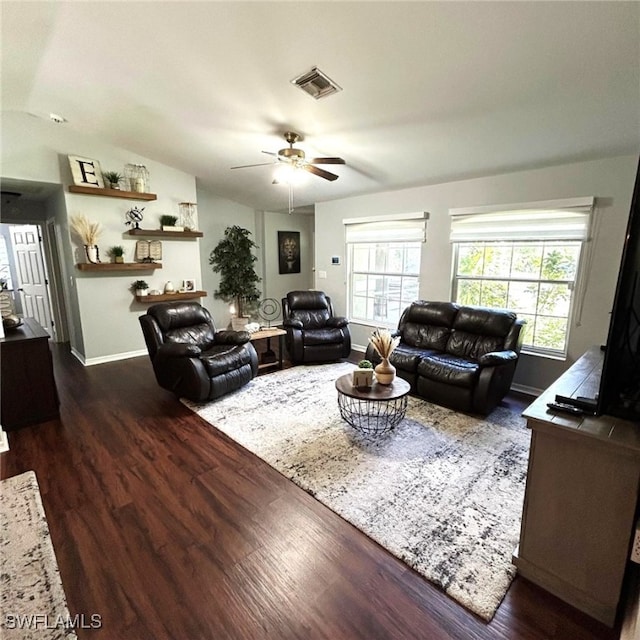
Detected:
[{"left": 231, "top": 131, "right": 345, "bottom": 181}]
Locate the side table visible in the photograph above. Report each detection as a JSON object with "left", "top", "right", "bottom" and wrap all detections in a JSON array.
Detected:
[
  {"left": 335, "top": 374, "right": 410, "bottom": 436},
  {"left": 250, "top": 327, "right": 287, "bottom": 372}
]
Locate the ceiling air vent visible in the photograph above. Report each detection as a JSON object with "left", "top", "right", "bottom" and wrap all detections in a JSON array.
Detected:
[{"left": 291, "top": 67, "right": 342, "bottom": 100}]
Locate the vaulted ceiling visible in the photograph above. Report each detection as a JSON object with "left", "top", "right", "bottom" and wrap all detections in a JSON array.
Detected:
[{"left": 2, "top": 2, "right": 639, "bottom": 212}]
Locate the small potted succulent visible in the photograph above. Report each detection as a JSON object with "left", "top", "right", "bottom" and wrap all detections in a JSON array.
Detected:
[
  {"left": 103, "top": 171, "right": 123, "bottom": 190},
  {"left": 352, "top": 359, "right": 374, "bottom": 390},
  {"left": 109, "top": 245, "right": 125, "bottom": 263},
  {"left": 160, "top": 214, "right": 182, "bottom": 231},
  {"left": 131, "top": 279, "right": 149, "bottom": 297}
]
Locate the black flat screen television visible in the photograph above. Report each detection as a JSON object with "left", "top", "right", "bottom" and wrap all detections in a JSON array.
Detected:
[{"left": 597, "top": 155, "right": 640, "bottom": 421}]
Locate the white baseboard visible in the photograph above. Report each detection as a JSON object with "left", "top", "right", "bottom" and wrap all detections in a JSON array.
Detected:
[
  {"left": 510, "top": 383, "right": 542, "bottom": 397},
  {"left": 71, "top": 348, "right": 148, "bottom": 367}
]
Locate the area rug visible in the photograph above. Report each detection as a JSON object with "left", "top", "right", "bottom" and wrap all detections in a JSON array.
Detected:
[
  {"left": 183, "top": 362, "right": 530, "bottom": 621},
  {"left": 0, "top": 471, "right": 77, "bottom": 640}
]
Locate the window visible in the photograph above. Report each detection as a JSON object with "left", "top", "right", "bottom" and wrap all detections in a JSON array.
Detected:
[
  {"left": 450, "top": 198, "right": 593, "bottom": 357},
  {"left": 344, "top": 213, "right": 427, "bottom": 327}
]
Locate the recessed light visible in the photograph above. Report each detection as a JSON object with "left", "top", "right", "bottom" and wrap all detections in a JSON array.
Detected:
[{"left": 49, "top": 113, "right": 67, "bottom": 124}]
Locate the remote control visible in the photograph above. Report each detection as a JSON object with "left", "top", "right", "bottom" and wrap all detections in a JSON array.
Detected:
[{"left": 546, "top": 402, "right": 584, "bottom": 415}]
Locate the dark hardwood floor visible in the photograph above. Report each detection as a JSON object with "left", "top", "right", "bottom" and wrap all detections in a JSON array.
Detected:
[{"left": 1, "top": 344, "right": 620, "bottom": 639}]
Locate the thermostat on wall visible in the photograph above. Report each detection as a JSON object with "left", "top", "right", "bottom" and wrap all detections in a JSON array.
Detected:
[{"left": 331, "top": 256, "right": 341, "bottom": 265}]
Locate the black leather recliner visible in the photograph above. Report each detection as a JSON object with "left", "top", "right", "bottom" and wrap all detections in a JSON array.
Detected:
[
  {"left": 282, "top": 290, "right": 351, "bottom": 364},
  {"left": 139, "top": 301, "right": 258, "bottom": 402}
]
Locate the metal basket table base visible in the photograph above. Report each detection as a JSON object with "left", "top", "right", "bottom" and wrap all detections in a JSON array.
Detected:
[{"left": 337, "top": 393, "right": 408, "bottom": 436}]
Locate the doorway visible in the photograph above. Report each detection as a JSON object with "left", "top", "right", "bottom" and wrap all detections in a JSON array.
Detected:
[
  {"left": 1, "top": 180, "right": 69, "bottom": 341},
  {"left": 0, "top": 223, "right": 54, "bottom": 336}
]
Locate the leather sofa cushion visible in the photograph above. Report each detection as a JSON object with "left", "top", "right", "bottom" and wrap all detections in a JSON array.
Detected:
[
  {"left": 402, "top": 323, "right": 451, "bottom": 350},
  {"left": 390, "top": 344, "right": 439, "bottom": 373},
  {"left": 445, "top": 307, "right": 516, "bottom": 359},
  {"left": 291, "top": 309, "right": 331, "bottom": 329},
  {"left": 417, "top": 353, "right": 480, "bottom": 388},
  {"left": 200, "top": 344, "right": 253, "bottom": 377},
  {"left": 402, "top": 301, "right": 459, "bottom": 328},
  {"left": 150, "top": 302, "right": 212, "bottom": 332},
  {"left": 446, "top": 331, "right": 504, "bottom": 360},
  {"left": 303, "top": 327, "right": 344, "bottom": 345},
  {"left": 453, "top": 307, "right": 516, "bottom": 338},
  {"left": 165, "top": 322, "right": 215, "bottom": 348},
  {"left": 399, "top": 301, "right": 458, "bottom": 348}
]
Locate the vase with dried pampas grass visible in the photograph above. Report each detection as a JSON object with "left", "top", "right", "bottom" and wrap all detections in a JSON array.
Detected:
[
  {"left": 369, "top": 328, "right": 400, "bottom": 384},
  {"left": 70, "top": 214, "right": 103, "bottom": 263}
]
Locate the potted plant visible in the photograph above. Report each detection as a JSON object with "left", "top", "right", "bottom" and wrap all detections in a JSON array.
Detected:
[
  {"left": 131, "top": 280, "right": 149, "bottom": 297},
  {"left": 160, "top": 214, "right": 182, "bottom": 232},
  {"left": 109, "top": 245, "right": 125, "bottom": 263},
  {"left": 353, "top": 359, "right": 374, "bottom": 390},
  {"left": 209, "top": 225, "right": 261, "bottom": 330},
  {"left": 103, "top": 170, "right": 123, "bottom": 190},
  {"left": 69, "top": 214, "right": 102, "bottom": 263}
]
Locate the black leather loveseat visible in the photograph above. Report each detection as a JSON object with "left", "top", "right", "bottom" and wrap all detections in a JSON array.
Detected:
[
  {"left": 365, "top": 301, "right": 525, "bottom": 415},
  {"left": 139, "top": 301, "right": 258, "bottom": 402}
]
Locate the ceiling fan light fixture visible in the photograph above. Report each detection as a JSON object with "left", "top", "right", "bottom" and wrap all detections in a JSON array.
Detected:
[
  {"left": 274, "top": 164, "right": 306, "bottom": 186},
  {"left": 291, "top": 67, "right": 342, "bottom": 100}
]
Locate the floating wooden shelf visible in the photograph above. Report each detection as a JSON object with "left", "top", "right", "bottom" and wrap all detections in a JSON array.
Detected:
[
  {"left": 136, "top": 290, "right": 207, "bottom": 303},
  {"left": 76, "top": 262, "right": 162, "bottom": 272},
  {"left": 126, "top": 228, "right": 203, "bottom": 238},
  {"left": 69, "top": 185, "right": 157, "bottom": 201}
]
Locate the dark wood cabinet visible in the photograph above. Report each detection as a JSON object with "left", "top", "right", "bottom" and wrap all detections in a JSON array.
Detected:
[
  {"left": 1, "top": 317, "right": 59, "bottom": 430},
  {"left": 513, "top": 347, "right": 640, "bottom": 626}
]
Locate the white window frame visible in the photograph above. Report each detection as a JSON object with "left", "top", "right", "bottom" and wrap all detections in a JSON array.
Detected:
[
  {"left": 449, "top": 197, "right": 594, "bottom": 358},
  {"left": 344, "top": 212, "right": 427, "bottom": 328}
]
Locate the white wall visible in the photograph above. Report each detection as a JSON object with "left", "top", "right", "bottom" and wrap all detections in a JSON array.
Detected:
[
  {"left": 316, "top": 155, "right": 638, "bottom": 390},
  {"left": 194, "top": 186, "right": 315, "bottom": 328},
  {"left": 195, "top": 184, "right": 257, "bottom": 329},
  {"left": 2, "top": 111, "right": 201, "bottom": 363},
  {"left": 261, "top": 211, "right": 314, "bottom": 319}
]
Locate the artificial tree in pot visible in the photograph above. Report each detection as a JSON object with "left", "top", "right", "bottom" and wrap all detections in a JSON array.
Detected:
[{"left": 209, "top": 225, "right": 261, "bottom": 329}]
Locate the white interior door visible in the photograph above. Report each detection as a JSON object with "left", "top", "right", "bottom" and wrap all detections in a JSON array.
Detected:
[{"left": 10, "top": 224, "right": 53, "bottom": 334}]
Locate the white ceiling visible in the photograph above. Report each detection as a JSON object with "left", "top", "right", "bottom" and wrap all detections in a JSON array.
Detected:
[{"left": 2, "top": 2, "right": 639, "bottom": 212}]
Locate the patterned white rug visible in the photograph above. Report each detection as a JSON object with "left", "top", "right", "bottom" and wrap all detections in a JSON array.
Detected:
[
  {"left": 183, "top": 362, "right": 530, "bottom": 621},
  {"left": 0, "top": 471, "right": 77, "bottom": 640}
]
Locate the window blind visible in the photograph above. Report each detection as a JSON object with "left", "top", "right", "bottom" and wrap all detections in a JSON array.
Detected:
[
  {"left": 449, "top": 198, "right": 594, "bottom": 242},
  {"left": 344, "top": 212, "right": 428, "bottom": 243}
]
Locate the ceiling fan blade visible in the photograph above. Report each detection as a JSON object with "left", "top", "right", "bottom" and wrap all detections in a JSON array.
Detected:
[
  {"left": 230, "top": 161, "right": 276, "bottom": 169},
  {"left": 261, "top": 150, "right": 278, "bottom": 156},
  {"left": 303, "top": 164, "right": 339, "bottom": 181},
  {"left": 309, "top": 157, "right": 346, "bottom": 165}
]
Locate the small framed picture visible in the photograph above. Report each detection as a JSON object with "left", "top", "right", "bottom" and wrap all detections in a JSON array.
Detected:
[
  {"left": 278, "top": 230, "right": 301, "bottom": 274},
  {"left": 182, "top": 279, "right": 196, "bottom": 292}
]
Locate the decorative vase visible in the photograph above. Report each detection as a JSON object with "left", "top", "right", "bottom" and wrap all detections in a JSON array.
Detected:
[
  {"left": 136, "top": 288, "right": 148, "bottom": 297},
  {"left": 232, "top": 316, "right": 250, "bottom": 331},
  {"left": 85, "top": 244, "right": 101, "bottom": 264},
  {"left": 375, "top": 357, "right": 396, "bottom": 385}
]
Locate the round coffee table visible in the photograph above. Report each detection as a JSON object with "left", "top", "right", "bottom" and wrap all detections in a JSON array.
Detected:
[{"left": 335, "top": 374, "right": 411, "bottom": 436}]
